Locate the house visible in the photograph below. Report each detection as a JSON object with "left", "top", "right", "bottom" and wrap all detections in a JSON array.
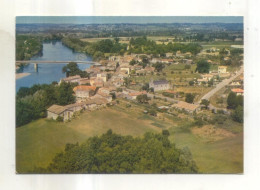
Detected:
[
  {"left": 97, "top": 73, "right": 107, "bottom": 82},
  {"left": 172, "top": 101, "right": 200, "bottom": 113},
  {"left": 151, "top": 58, "right": 161, "bottom": 64},
  {"left": 90, "top": 78, "right": 104, "bottom": 87},
  {"left": 144, "top": 66, "right": 155, "bottom": 74},
  {"left": 161, "top": 59, "right": 173, "bottom": 64},
  {"left": 183, "top": 59, "right": 193, "bottom": 64},
  {"left": 120, "top": 66, "right": 131, "bottom": 74},
  {"left": 230, "top": 80, "right": 241, "bottom": 87},
  {"left": 231, "top": 88, "right": 244, "bottom": 96},
  {"left": 47, "top": 103, "right": 85, "bottom": 121},
  {"left": 165, "top": 53, "right": 173, "bottom": 57},
  {"left": 218, "top": 66, "right": 227, "bottom": 74},
  {"left": 47, "top": 104, "right": 67, "bottom": 120},
  {"left": 149, "top": 80, "right": 170, "bottom": 91},
  {"left": 59, "top": 75, "right": 81, "bottom": 84},
  {"left": 201, "top": 74, "right": 214, "bottom": 81},
  {"left": 73, "top": 85, "right": 96, "bottom": 99}
]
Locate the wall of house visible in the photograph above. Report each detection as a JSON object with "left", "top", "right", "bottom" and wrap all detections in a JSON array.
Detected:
[
  {"left": 47, "top": 111, "right": 59, "bottom": 120},
  {"left": 75, "top": 91, "right": 90, "bottom": 98}
]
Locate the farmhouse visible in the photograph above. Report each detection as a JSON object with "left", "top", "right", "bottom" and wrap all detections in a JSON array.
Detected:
[
  {"left": 172, "top": 101, "right": 200, "bottom": 113},
  {"left": 149, "top": 79, "right": 170, "bottom": 91},
  {"left": 47, "top": 103, "right": 85, "bottom": 121}
]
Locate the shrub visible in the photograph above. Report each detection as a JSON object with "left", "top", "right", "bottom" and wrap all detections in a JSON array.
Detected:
[{"left": 56, "top": 116, "right": 64, "bottom": 122}]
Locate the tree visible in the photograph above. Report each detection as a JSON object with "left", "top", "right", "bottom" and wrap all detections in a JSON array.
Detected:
[
  {"left": 62, "top": 62, "right": 89, "bottom": 78},
  {"left": 196, "top": 60, "right": 210, "bottom": 73},
  {"left": 57, "top": 82, "right": 76, "bottom": 105},
  {"left": 35, "top": 130, "right": 198, "bottom": 174},
  {"left": 141, "top": 83, "right": 149, "bottom": 92},
  {"left": 200, "top": 99, "right": 210, "bottom": 109},
  {"left": 129, "top": 59, "right": 137, "bottom": 66},
  {"left": 153, "top": 62, "right": 164, "bottom": 72},
  {"left": 232, "top": 105, "right": 243, "bottom": 123},
  {"left": 136, "top": 94, "right": 149, "bottom": 104},
  {"left": 185, "top": 93, "right": 195, "bottom": 103},
  {"left": 227, "top": 92, "right": 237, "bottom": 109},
  {"left": 189, "top": 80, "right": 195, "bottom": 86}
]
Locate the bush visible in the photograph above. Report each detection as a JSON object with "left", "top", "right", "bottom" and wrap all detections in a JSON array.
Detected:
[
  {"left": 56, "top": 116, "right": 64, "bottom": 122},
  {"left": 232, "top": 105, "right": 243, "bottom": 123}
]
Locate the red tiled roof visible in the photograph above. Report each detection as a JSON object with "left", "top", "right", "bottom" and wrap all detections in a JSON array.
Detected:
[{"left": 231, "top": 88, "right": 244, "bottom": 93}]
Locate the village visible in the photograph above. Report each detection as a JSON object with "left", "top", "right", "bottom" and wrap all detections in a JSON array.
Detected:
[{"left": 47, "top": 49, "right": 244, "bottom": 122}]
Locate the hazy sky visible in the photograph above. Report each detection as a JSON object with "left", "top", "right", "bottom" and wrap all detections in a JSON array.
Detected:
[{"left": 16, "top": 16, "right": 243, "bottom": 24}]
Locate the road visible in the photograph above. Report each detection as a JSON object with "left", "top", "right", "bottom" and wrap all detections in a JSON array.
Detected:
[{"left": 199, "top": 66, "right": 243, "bottom": 102}]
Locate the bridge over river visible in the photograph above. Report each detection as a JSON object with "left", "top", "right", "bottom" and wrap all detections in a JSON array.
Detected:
[
  {"left": 16, "top": 60, "right": 98, "bottom": 65},
  {"left": 16, "top": 60, "right": 98, "bottom": 72}
]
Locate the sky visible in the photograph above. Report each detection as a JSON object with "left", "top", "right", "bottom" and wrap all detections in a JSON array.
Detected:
[{"left": 16, "top": 16, "right": 243, "bottom": 24}]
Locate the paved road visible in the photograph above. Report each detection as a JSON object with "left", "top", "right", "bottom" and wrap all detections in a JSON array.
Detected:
[{"left": 199, "top": 66, "right": 244, "bottom": 102}]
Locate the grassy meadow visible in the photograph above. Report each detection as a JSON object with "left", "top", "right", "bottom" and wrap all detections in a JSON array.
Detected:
[{"left": 16, "top": 99, "right": 243, "bottom": 174}]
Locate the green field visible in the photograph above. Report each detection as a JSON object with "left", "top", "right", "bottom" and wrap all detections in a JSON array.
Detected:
[{"left": 16, "top": 101, "right": 243, "bottom": 174}]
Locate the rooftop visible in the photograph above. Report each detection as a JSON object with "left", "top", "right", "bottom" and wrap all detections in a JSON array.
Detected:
[
  {"left": 73, "top": 85, "right": 97, "bottom": 92},
  {"left": 151, "top": 80, "right": 169, "bottom": 85},
  {"left": 47, "top": 104, "right": 66, "bottom": 114},
  {"left": 231, "top": 88, "right": 244, "bottom": 93}
]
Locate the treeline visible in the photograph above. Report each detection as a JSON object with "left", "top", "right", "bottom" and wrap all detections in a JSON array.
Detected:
[
  {"left": 62, "top": 37, "right": 127, "bottom": 59},
  {"left": 16, "top": 82, "right": 76, "bottom": 127},
  {"left": 62, "top": 36, "right": 202, "bottom": 60},
  {"left": 34, "top": 130, "right": 198, "bottom": 174},
  {"left": 129, "top": 36, "right": 202, "bottom": 55},
  {"left": 17, "top": 23, "right": 243, "bottom": 39},
  {"left": 16, "top": 35, "right": 43, "bottom": 60}
]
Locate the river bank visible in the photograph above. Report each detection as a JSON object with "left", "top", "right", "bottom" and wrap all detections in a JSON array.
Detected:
[{"left": 16, "top": 73, "right": 31, "bottom": 79}]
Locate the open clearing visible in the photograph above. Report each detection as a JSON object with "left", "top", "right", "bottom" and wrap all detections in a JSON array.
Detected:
[{"left": 16, "top": 102, "right": 243, "bottom": 174}]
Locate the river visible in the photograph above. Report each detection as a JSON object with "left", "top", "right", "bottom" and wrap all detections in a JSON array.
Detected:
[{"left": 16, "top": 41, "right": 92, "bottom": 92}]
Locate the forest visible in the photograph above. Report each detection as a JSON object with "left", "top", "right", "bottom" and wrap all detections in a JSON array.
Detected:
[
  {"left": 34, "top": 130, "right": 198, "bottom": 174},
  {"left": 16, "top": 35, "right": 43, "bottom": 60},
  {"left": 16, "top": 82, "right": 76, "bottom": 127}
]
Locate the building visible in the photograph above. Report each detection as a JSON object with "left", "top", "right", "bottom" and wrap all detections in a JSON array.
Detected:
[
  {"left": 165, "top": 53, "right": 173, "bottom": 57},
  {"left": 73, "top": 85, "right": 96, "bottom": 99},
  {"left": 231, "top": 88, "right": 244, "bottom": 96},
  {"left": 47, "top": 97, "right": 109, "bottom": 121},
  {"left": 59, "top": 75, "right": 81, "bottom": 84},
  {"left": 97, "top": 73, "right": 107, "bottom": 82},
  {"left": 172, "top": 101, "right": 200, "bottom": 113},
  {"left": 183, "top": 59, "right": 193, "bottom": 64},
  {"left": 47, "top": 103, "right": 85, "bottom": 121},
  {"left": 149, "top": 80, "right": 170, "bottom": 91},
  {"left": 120, "top": 66, "right": 131, "bottom": 74},
  {"left": 218, "top": 66, "right": 227, "bottom": 74}
]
